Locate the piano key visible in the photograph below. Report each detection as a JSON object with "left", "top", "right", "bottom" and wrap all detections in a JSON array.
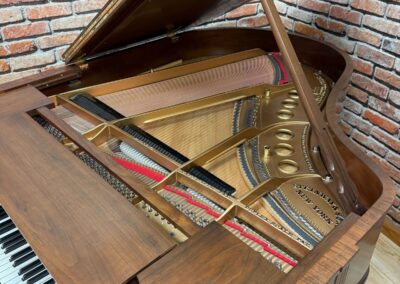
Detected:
[
  {"left": 26, "top": 270, "right": 49, "bottom": 284},
  {"left": 9, "top": 247, "right": 32, "bottom": 262},
  {"left": 41, "top": 277, "right": 55, "bottom": 284},
  {"left": 4, "top": 239, "right": 28, "bottom": 255},
  {"left": 0, "top": 223, "right": 16, "bottom": 236},
  {"left": 0, "top": 230, "right": 22, "bottom": 245},
  {"left": 21, "top": 264, "right": 45, "bottom": 281},
  {"left": 0, "top": 251, "right": 33, "bottom": 276},
  {"left": 2, "top": 235, "right": 24, "bottom": 250},
  {"left": 0, "top": 219, "right": 14, "bottom": 231},
  {"left": 0, "top": 207, "right": 54, "bottom": 283},
  {"left": 0, "top": 256, "right": 38, "bottom": 283},
  {"left": 0, "top": 243, "right": 29, "bottom": 263},
  {"left": 0, "top": 217, "right": 11, "bottom": 226},
  {"left": 0, "top": 256, "right": 39, "bottom": 282},
  {"left": 0, "top": 228, "right": 19, "bottom": 260},
  {"left": 0, "top": 211, "right": 8, "bottom": 221},
  {"left": 0, "top": 227, "right": 18, "bottom": 241},
  {"left": 13, "top": 251, "right": 35, "bottom": 267},
  {"left": 18, "top": 259, "right": 42, "bottom": 275},
  {"left": 3, "top": 254, "right": 45, "bottom": 284}
]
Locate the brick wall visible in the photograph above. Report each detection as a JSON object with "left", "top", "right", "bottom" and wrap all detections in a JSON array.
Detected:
[
  {"left": 0, "top": 1, "right": 399, "bottom": 232},
  {"left": 0, "top": 0, "right": 108, "bottom": 83}
]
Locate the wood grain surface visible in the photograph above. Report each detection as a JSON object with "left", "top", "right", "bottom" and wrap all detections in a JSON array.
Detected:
[
  {"left": 0, "top": 65, "right": 80, "bottom": 93},
  {"left": 367, "top": 233, "right": 400, "bottom": 284},
  {"left": 0, "top": 26, "right": 396, "bottom": 283},
  {"left": 0, "top": 85, "right": 51, "bottom": 118},
  {"left": 37, "top": 106, "right": 201, "bottom": 237},
  {"left": 0, "top": 89, "right": 175, "bottom": 284},
  {"left": 138, "top": 222, "right": 285, "bottom": 284}
]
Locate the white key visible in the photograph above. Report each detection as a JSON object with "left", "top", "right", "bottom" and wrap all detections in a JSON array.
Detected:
[
  {"left": 35, "top": 274, "right": 53, "bottom": 284},
  {"left": 0, "top": 217, "right": 11, "bottom": 225},
  {"left": 0, "top": 227, "right": 18, "bottom": 241},
  {"left": 0, "top": 243, "right": 30, "bottom": 263},
  {"left": 0, "top": 227, "right": 18, "bottom": 250},
  {"left": 3, "top": 273, "right": 23, "bottom": 284},
  {"left": 0, "top": 256, "right": 39, "bottom": 282},
  {"left": 0, "top": 236, "right": 25, "bottom": 273}
]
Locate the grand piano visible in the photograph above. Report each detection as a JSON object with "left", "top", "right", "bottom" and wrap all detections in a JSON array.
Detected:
[{"left": 0, "top": 0, "right": 395, "bottom": 283}]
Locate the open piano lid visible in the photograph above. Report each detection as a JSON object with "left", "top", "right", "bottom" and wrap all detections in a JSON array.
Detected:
[{"left": 63, "top": 0, "right": 249, "bottom": 63}]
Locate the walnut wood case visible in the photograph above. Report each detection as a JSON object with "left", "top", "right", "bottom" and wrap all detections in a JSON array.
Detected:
[{"left": 0, "top": 2, "right": 395, "bottom": 283}]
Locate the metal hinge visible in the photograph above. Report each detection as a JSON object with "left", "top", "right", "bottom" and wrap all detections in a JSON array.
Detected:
[
  {"left": 166, "top": 28, "right": 180, "bottom": 43},
  {"left": 78, "top": 62, "right": 89, "bottom": 71}
]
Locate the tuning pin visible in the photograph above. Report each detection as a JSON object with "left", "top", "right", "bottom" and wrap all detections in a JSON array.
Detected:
[
  {"left": 324, "top": 175, "right": 333, "bottom": 183},
  {"left": 263, "top": 145, "right": 271, "bottom": 162}
]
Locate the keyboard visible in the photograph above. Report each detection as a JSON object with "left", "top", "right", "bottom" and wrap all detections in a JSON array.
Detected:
[{"left": 0, "top": 207, "right": 54, "bottom": 284}]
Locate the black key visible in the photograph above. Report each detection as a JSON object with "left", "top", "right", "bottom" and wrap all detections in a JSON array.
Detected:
[
  {"left": 43, "top": 279, "right": 55, "bottom": 284},
  {"left": 70, "top": 94, "right": 123, "bottom": 121},
  {"left": 0, "top": 219, "right": 13, "bottom": 230},
  {"left": 0, "top": 211, "right": 7, "bottom": 220},
  {"left": 13, "top": 251, "right": 35, "bottom": 267},
  {"left": 2, "top": 234, "right": 24, "bottom": 249},
  {"left": 0, "top": 215, "right": 7, "bottom": 223},
  {"left": 10, "top": 247, "right": 32, "bottom": 262},
  {"left": 21, "top": 264, "right": 45, "bottom": 280},
  {"left": 0, "top": 222, "right": 15, "bottom": 235},
  {"left": 4, "top": 239, "right": 27, "bottom": 254},
  {"left": 4, "top": 239, "right": 26, "bottom": 254},
  {"left": 26, "top": 270, "right": 49, "bottom": 284},
  {"left": 19, "top": 259, "right": 41, "bottom": 275},
  {"left": 0, "top": 230, "right": 21, "bottom": 244}
]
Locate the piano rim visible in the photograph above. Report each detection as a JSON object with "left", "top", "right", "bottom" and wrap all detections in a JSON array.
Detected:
[{"left": 0, "top": 28, "right": 396, "bottom": 283}]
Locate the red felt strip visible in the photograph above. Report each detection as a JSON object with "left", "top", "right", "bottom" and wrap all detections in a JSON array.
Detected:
[
  {"left": 112, "top": 157, "right": 165, "bottom": 181},
  {"left": 113, "top": 156, "right": 296, "bottom": 266},
  {"left": 272, "top": 52, "right": 289, "bottom": 85}
]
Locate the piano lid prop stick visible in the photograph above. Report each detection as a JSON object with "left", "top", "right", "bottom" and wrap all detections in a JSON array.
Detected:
[{"left": 259, "top": 0, "right": 360, "bottom": 214}]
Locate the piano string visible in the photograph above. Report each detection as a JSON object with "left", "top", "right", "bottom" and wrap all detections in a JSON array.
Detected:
[{"left": 28, "top": 51, "right": 344, "bottom": 274}]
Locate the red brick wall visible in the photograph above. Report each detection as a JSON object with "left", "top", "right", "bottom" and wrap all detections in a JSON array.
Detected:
[
  {"left": 0, "top": 0, "right": 108, "bottom": 83},
  {"left": 0, "top": 1, "right": 399, "bottom": 232}
]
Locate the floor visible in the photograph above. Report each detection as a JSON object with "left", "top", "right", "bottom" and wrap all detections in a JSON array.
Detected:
[{"left": 366, "top": 234, "right": 400, "bottom": 284}]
